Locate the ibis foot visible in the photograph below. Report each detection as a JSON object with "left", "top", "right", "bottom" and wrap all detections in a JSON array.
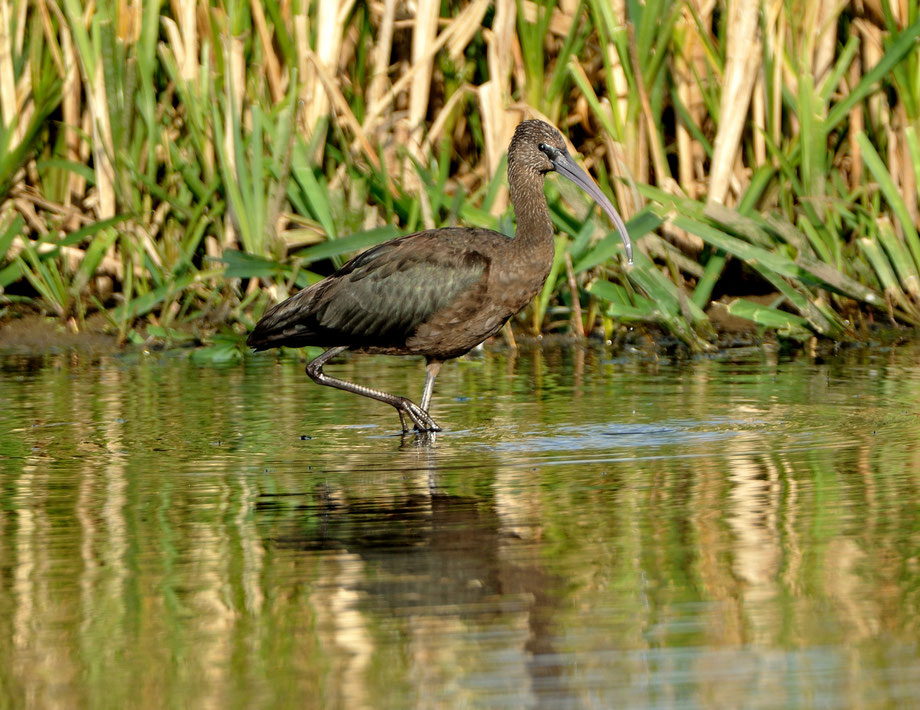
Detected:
[{"left": 397, "top": 399, "right": 441, "bottom": 433}]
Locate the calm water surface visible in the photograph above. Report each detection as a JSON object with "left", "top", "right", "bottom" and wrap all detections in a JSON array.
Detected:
[{"left": 1, "top": 341, "right": 920, "bottom": 709}]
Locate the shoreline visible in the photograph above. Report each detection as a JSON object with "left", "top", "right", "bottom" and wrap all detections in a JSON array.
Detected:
[{"left": 1, "top": 309, "right": 911, "bottom": 361}]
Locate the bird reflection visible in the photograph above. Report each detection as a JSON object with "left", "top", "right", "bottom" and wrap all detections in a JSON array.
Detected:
[
  {"left": 398, "top": 428, "right": 437, "bottom": 449},
  {"left": 258, "top": 452, "right": 569, "bottom": 708}
]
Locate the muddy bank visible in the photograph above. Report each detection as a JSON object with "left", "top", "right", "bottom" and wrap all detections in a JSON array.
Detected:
[
  {"left": 0, "top": 304, "right": 911, "bottom": 360},
  {"left": 0, "top": 313, "right": 119, "bottom": 353}
]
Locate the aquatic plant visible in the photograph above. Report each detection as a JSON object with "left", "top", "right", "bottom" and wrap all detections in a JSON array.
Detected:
[{"left": 0, "top": 0, "right": 918, "bottom": 352}]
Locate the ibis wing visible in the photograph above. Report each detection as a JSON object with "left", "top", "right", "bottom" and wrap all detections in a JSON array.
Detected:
[
  {"left": 318, "top": 240, "right": 488, "bottom": 344},
  {"left": 247, "top": 232, "right": 490, "bottom": 350}
]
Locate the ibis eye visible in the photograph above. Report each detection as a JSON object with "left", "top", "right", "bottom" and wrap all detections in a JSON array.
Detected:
[{"left": 538, "top": 143, "right": 547, "bottom": 152}]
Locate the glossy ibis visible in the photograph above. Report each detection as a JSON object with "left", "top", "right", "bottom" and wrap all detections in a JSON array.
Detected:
[{"left": 247, "top": 120, "right": 632, "bottom": 432}]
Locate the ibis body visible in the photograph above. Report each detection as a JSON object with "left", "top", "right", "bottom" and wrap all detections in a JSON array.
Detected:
[{"left": 247, "top": 120, "right": 632, "bottom": 432}]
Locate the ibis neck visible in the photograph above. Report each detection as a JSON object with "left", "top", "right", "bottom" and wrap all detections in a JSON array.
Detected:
[{"left": 510, "top": 173, "right": 554, "bottom": 250}]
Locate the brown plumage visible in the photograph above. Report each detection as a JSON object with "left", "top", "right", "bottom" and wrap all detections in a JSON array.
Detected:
[{"left": 247, "top": 120, "right": 632, "bottom": 432}]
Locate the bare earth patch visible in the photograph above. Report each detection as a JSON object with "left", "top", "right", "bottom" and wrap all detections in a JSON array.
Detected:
[{"left": 0, "top": 313, "right": 118, "bottom": 353}]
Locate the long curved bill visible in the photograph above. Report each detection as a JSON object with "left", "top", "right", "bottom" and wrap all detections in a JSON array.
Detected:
[{"left": 552, "top": 150, "right": 633, "bottom": 265}]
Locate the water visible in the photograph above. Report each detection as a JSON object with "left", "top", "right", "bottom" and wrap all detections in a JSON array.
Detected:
[{"left": 2, "top": 341, "right": 920, "bottom": 709}]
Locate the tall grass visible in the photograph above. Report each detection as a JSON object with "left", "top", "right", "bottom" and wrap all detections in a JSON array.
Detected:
[{"left": 0, "top": 1, "right": 919, "bottom": 351}]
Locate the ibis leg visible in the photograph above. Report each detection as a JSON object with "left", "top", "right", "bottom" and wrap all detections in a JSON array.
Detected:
[
  {"left": 305, "top": 347, "right": 441, "bottom": 432},
  {"left": 419, "top": 361, "right": 442, "bottom": 412}
]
